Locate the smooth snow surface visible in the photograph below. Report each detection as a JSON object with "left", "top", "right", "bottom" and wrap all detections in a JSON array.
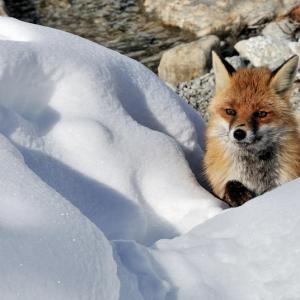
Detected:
[
  {"left": 0, "top": 121, "right": 119, "bottom": 300},
  {"left": 0, "top": 17, "right": 221, "bottom": 299},
  {"left": 0, "top": 18, "right": 222, "bottom": 245},
  {"left": 153, "top": 180, "right": 300, "bottom": 300},
  {"left": 1, "top": 17, "right": 299, "bottom": 300},
  {"left": 116, "top": 179, "right": 300, "bottom": 300}
]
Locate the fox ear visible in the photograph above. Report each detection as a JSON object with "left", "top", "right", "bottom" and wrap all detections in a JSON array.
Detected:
[
  {"left": 212, "top": 51, "right": 235, "bottom": 93},
  {"left": 270, "top": 55, "right": 299, "bottom": 98}
]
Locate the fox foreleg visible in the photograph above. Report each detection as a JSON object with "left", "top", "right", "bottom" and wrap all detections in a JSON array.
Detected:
[{"left": 223, "top": 180, "right": 256, "bottom": 207}]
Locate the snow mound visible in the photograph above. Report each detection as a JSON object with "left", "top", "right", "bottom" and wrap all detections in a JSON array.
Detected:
[
  {"left": 0, "top": 17, "right": 223, "bottom": 299},
  {"left": 0, "top": 17, "right": 222, "bottom": 246},
  {"left": 0, "top": 133, "right": 119, "bottom": 299},
  {"left": 2, "top": 16, "right": 299, "bottom": 300},
  {"left": 154, "top": 179, "right": 300, "bottom": 299},
  {"left": 115, "top": 179, "right": 300, "bottom": 299}
]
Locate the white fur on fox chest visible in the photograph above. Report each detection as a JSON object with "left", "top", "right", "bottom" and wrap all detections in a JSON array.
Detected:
[{"left": 227, "top": 147, "right": 279, "bottom": 195}]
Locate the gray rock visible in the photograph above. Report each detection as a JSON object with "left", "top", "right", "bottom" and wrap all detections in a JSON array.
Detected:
[
  {"left": 226, "top": 55, "right": 246, "bottom": 70},
  {"left": 262, "top": 19, "right": 299, "bottom": 40},
  {"left": 234, "top": 36, "right": 296, "bottom": 69},
  {"left": 144, "top": 0, "right": 300, "bottom": 38},
  {"left": 176, "top": 71, "right": 215, "bottom": 122},
  {"left": 0, "top": 0, "right": 6, "bottom": 16},
  {"left": 291, "top": 87, "right": 300, "bottom": 112},
  {"left": 235, "top": 5, "right": 300, "bottom": 70},
  {"left": 262, "top": 5, "right": 300, "bottom": 40},
  {"left": 158, "top": 35, "right": 220, "bottom": 86}
]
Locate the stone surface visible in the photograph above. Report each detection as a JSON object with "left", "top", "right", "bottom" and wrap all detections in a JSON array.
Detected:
[
  {"left": 176, "top": 71, "right": 215, "bottom": 121},
  {"left": 158, "top": 35, "right": 220, "bottom": 86},
  {"left": 234, "top": 5, "right": 300, "bottom": 72},
  {"left": 262, "top": 5, "right": 300, "bottom": 40},
  {"left": 144, "top": 0, "right": 300, "bottom": 38},
  {"left": 234, "top": 36, "right": 297, "bottom": 69},
  {"left": 0, "top": 0, "right": 6, "bottom": 16},
  {"left": 262, "top": 19, "right": 298, "bottom": 40}
]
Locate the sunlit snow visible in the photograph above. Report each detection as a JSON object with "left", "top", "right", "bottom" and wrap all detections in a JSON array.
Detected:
[{"left": 0, "top": 17, "right": 299, "bottom": 300}]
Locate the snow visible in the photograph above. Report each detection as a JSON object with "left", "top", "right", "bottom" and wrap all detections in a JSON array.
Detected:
[
  {"left": 0, "top": 131, "right": 119, "bottom": 299},
  {"left": 0, "top": 17, "right": 223, "bottom": 245},
  {"left": 0, "top": 16, "right": 300, "bottom": 300},
  {"left": 167, "top": 181, "right": 300, "bottom": 299},
  {"left": 115, "top": 179, "right": 300, "bottom": 300}
]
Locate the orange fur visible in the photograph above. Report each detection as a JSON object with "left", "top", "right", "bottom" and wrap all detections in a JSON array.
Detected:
[{"left": 204, "top": 63, "right": 300, "bottom": 200}]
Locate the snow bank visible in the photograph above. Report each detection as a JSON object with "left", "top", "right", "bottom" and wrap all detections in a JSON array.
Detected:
[
  {"left": 0, "top": 17, "right": 223, "bottom": 299},
  {"left": 2, "top": 16, "right": 299, "bottom": 300},
  {"left": 0, "top": 134, "right": 119, "bottom": 299},
  {"left": 116, "top": 179, "right": 300, "bottom": 299},
  {"left": 0, "top": 17, "right": 222, "bottom": 247},
  {"left": 154, "top": 179, "right": 300, "bottom": 299}
]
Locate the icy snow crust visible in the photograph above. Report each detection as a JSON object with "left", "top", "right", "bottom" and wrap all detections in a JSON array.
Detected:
[{"left": 0, "top": 17, "right": 299, "bottom": 300}]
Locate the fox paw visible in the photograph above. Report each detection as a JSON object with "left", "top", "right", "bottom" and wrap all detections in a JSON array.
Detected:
[{"left": 223, "top": 180, "right": 256, "bottom": 207}]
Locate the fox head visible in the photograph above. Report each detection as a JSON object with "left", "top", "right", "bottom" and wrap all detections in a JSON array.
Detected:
[{"left": 208, "top": 52, "right": 299, "bottom": 151}]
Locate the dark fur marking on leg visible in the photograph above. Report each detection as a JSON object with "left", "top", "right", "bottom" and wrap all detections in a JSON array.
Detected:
[{"left": 223, "top": 180, "right": 256, "bottom": 207}]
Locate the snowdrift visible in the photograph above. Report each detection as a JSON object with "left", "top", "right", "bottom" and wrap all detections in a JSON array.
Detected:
[
  {"left": 0, "top": 134, "right": 119, "bottom": 300},
  {"left": 0, "top": 17, "right": 299, "bottom": 300},
  {"left": 0, "top": 17, "right": 222, "bottom": 245},
  {"left": 0, "top": 17, "right": 221, "bottom": 299},
  {"left": 115, "top": 179, "right": 300, "bottom": 300}
]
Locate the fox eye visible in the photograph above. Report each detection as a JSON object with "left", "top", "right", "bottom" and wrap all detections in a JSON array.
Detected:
[
  {"left": 254, "top": 111, "right": 268, "bottom": 118},
  {"left": 225, "top": 108, "right": 236, "bottom": 116}
]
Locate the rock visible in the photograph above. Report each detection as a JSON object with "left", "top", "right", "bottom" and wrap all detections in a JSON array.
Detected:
[
  {"left": 158, "top": 35, "right": 220, "bottom": 86},
  {"left": 225, "top": 55, "right": 246, "bottom": 70},
  {"left": 262, "top": 5, "right": 300, "bottom": 40},
  {"left": 144, "top": 0, "right": 300, "bottom": 38},
  {"left": 234, "top": 36, "right": 297, "bottom": 69},
  {"left": 262, "top": 20, "right": 296, "bottom": 40},
  {"left": 0, "top": 0, "right": 6, "bottom": 16},
  {"left": 176, "top": 71, "right": 215, "bottom": 121},
  {"left": 291, "top": 86, "right": 300, "bottom": 111},
  {"left": 235, "top": 5, "right": 300, "bottom": 71},
  {"left": 176, "top": 56, "right": 245, "bottom": 121}
]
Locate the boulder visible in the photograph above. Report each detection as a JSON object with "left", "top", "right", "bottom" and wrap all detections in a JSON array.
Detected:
[
  {"left": 0, "top": 0, "right": 6, "bottom": 16},
  {"left": 158, "top": 35, "right": 220, "bottom": 86},
  {"left": 262, "top": 5, "right": 300, "bottom": 40},
  {"left": 144, "top": 0, "right": 300, "bottom": 37},
  {"left": 262, "top": 20, "right": 297, "bottom": 40},
  {"left": 234, "top": 36, "right": 297, "bottom": 69}
]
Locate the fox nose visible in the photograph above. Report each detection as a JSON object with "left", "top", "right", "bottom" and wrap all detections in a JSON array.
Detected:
[{"left": 233, "top": 129, "right": 246, "bottom": 141}]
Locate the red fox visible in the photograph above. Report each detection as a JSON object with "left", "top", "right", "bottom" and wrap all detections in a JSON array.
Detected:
[{"left": 204, "top": 52, "right": 300, "bottom": 207}]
